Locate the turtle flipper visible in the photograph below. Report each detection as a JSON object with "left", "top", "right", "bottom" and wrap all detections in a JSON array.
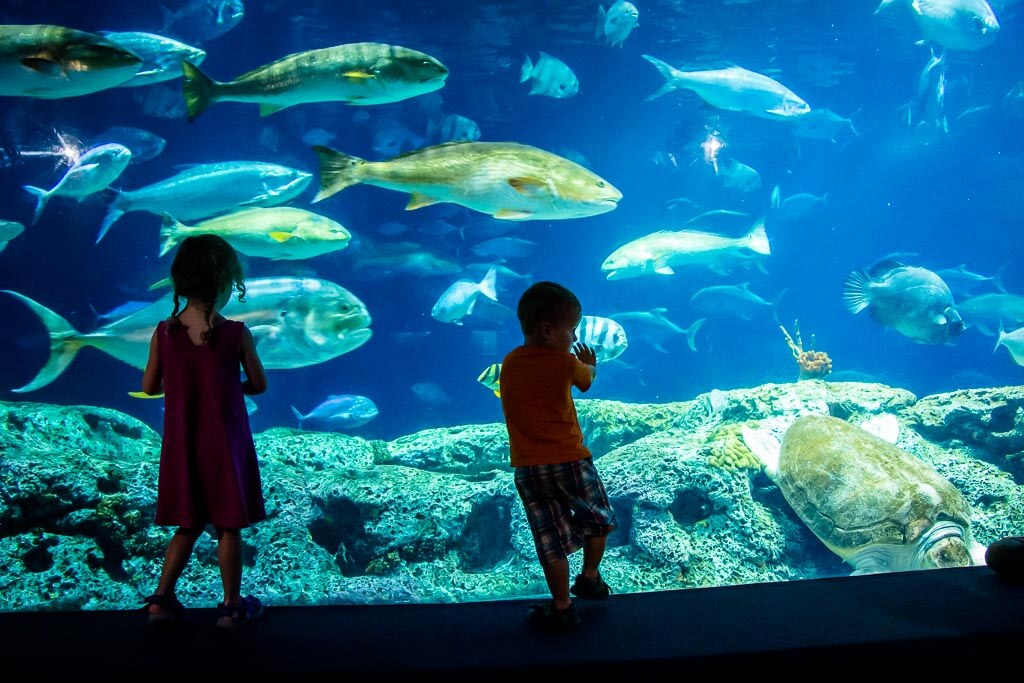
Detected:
[{"left": 741, "top": 425, "right": 781, "bottom": 479}]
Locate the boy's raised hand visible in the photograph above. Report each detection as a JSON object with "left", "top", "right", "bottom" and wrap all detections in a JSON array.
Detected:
[{"left": 573, "top": 342, "right": 597, "bottom": 367}]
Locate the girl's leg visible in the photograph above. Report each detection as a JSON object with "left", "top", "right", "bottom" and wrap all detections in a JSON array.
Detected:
[
  {"left": 215, "top": 527, "right": 242, "bottom": 607},
  {"left": 148, "top": 526, "right": 203, "bottom": 614}
]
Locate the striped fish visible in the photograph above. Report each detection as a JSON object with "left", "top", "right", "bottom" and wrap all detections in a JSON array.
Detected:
[
  {"left": 575, "top": 315, "right": 628, "bottom": 362},
  {"left": 477, "top": 363, "right": 501, "bottom": 397}
]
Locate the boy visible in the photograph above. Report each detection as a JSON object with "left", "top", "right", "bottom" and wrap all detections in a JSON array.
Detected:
[{"left": 500, "top": 281, "right": 617, "bottom": 631}]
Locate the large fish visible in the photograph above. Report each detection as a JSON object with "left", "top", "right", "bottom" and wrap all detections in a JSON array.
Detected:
[
  {"left": 876, "top": 0, "right": 1000, "bottom": 50},
  {"left": 642, "top": 55, "right": 810, "bottom": 120},
  {"left": 601, "top": 220, "right": 770, "bottom": 280},
  {"left": 609, "top": 309, "right": 705, "bottom": 353},
  {"left": 99, "top": 31, "right": 206, "bottom": 87},
  {"left": 183, "top": 42, "right": 448, "bottom": 121},
  {"left": 844, "top": 260, "right": 964, "bottom": 344},
  {"left": 23, "top": 143, "right": 132, "bottom": 224},
  {"left": 161, "top": 0, "right": 245, "bottom": 45},
  {"left": 0, "top": 25, "right": 142, "bottom": 98},
  {"left": 313, "top": 142, "right": 621, "bottom": 221},
  {"left": 958, "top": 293, "right": 1024, "bottom": 335},
  {"left": 0, "top": 220, "right": 24, "bottom": 253},
  {"left": 97, "top": 161, "right": 312, "bottom": 242},
  {"left": 159, "top": 207, "right": 351, "bottom": 260},
  {"left": 596, "top": 1, "right": 640, "bottom": 48},
  {"left": 2, "top": 278, "right": 372, "bottom": 392}
]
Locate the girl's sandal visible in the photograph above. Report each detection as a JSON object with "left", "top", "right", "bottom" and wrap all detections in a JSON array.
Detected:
[{"left": 142, "top": 593, "right": 185, "bottom": 624}]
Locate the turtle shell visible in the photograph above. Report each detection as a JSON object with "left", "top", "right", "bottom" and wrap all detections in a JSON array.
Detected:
[{"left": 777, "top": 414, "right": 971, "bottom": 560}]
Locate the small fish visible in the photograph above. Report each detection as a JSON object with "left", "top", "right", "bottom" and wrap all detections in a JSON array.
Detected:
[
  {"left": 161, "top": 0, "right": 245, "bottom": 45},
  {"left": 411, "top": 381, "right": 451, "bottom": 405},
  {"left": 23, "top": 143, "right": 132, "bottom": 224},
  {"left": 0, "top": 220, "right": 25, "bottom": 254},
  {"left": 958, "top": 293, "right": 1024, "bottom": 336},
  {"left": 92, "top": 300, "right": 151, "bottom": 324},
  {"left": 935, "top": 264, "right": 1006, "bottom": 298},
  {"left": 689, "top": 283, "right": 784, "bottom": 321},
  {"left": 520, "top": 52, "right": 579, "bottom": 98},
  {"left": 471, "top": 237, "right": 538, "bottom": 260},
  {"left": 601, "top": 220, "right": 770, "bottom": 280},
  {"left": 477, "top": 363, "right": 502, "bottom": 397},
  {"left": 844, "top": 260, "right": 964, "bottom": 344},
  {"left": 372, "top": 118, "right": 425, "bottom": 157},
  {"left": 350, "top": 240, "right": 462, "bottom": 279},
  {"left": 431, "top": 267, "right": 499, "bottom": 325},
  {"left": 768, "top": 187, "right": 829, "bottom": 228},
  {"left": 183, "top": 42, "right": 448, "bottom": 120},
  {"left": 91, "top": 126, "right": 166, "bottom": 163},
  {"left": 0, "top": 25, "right": 142, "bottom": 98},
  {"left": 575, "top": 315, "right": 629, "bottom": 362},
  {"left": 790, "top": 108, "right": 858, "bottom": 141},
  {"left": 301, "top": 128, "right": 336, "bottom": 147},
  {"left": 610, "top": 309, "right": 706, "bottom": 353},
  {"left": 312, "top": 142, "right": 621, "bottom": 221},
  {"left": 99, "top": 31, "right": 206, "bottom": 86},
  {"left": 643, "top": 55, "right": 810, "bottom": 120},
  {"left": 995, "top": 323, "right": 1024, "bottom": 365},
  {"left": 596, "top": 1, "right": 640, "bottom": 47},
  {"left": 876, "top": 0, "right": 1000, "bottom": 51},
  {"left": 429, "top": 113, "right": 481, "bottom": 144},
  {"left": 716, "top": 158, "right": 761, "bottom": 193},
  {"left": 98, "top": 161, "right": 312, "bottom": 242},
  {"left": 291, "top": 394, "right": 379, "bottom": 430},
  {"left": 159, "top": 207, "right": 351, "bottom": 260}
]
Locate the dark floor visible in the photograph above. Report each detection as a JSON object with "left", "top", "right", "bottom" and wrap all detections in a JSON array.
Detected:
[{"left": 2, "top": 566, "right": 1022, "bottom": 679}]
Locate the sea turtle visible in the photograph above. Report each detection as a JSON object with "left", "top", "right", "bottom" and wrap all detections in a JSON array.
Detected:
[{"left": 742, "top": 413, "right": 983, "bottom": 575}]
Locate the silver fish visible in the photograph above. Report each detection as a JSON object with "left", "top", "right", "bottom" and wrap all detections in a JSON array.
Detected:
[
  {"left": 431, "top": 267, "right": 499, "bottom": 325},
  {"left": 99, "top": 31, "right": 206, "bottom": 86},
  {"left": 97, "top": 161, "right": 312, "bottom": 242},
  {"left": 935, "top": 264, "right": 1006, "bottom": 298},
  {"left": 643, "top": 55, "right": 810, "bottom": 120},
  {"left": 2, "top": 277, "right": 372, "bottom": 392},
  {"left": 995, "top": 324, "right": 1024, "bottom": 365},
  {"left": 0, "top": 220, "right": 24, "bottom": 253},
  {"left": 92, "top": 126, "right": 166, "bottom": 163},
  {"left": 596, "top": 1, "right": 640, "bottom": 47},
  {"left": 689, "top": 283, "right": 783, "bottom": 321},
  {"left": 0, "top": 25, "right": 142, "bottom": 98},
  {"left": 23, "top": 143, "right": 132, "bottom": 224},
  {"left": 291, "top": 394, "right": 379, "bottom": 430},
  {"left": 520, "top": 52, "right": 579, "bottom": 98},
  {"left": 876, "top": 0, "right": 1000, "bottom": 51},
  {"left": 610, "top": 309, "right": 706, "bottom": 353},
  {"left": 958, "top": 293, "right": 1024, "bottom": 335},
  {"left": 844, "top": 260, "right": 964, "bottom": 344},
  {"left": 575, "top": 315, "right": 628, "bottom": 362},
  {"left": 162, "top": 0, "right": 245, "bottom": 44}
]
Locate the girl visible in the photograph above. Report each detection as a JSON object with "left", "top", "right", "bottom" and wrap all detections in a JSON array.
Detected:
[{"left": 140, "top": 234, "right": 268, "bottom": 629}]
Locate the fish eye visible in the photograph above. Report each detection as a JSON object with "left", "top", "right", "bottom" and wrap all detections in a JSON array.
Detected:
[{"left": 596, "top": 181, "right": 606, "bottom": 188}]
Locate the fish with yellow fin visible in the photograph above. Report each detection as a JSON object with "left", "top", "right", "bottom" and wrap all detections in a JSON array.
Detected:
[
  {"left": 477, "top": 363, "right": 501, "bottom": 397},
  {"left": 312, "top": 142, "right": 621, "bottom": 221}
]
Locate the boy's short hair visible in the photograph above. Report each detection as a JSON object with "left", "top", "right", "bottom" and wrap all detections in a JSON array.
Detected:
[{"left": 517, "top": 281, "right": 581, "bottom": 336}]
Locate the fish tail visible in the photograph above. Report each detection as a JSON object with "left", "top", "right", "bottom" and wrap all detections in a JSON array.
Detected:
[
  {"left": 158, "top": 212, "right": 187, "bottom": 257},
  {"left": 312, "top": 146, "right": 366, "bottom": 202},
  {"left": 744, "top": 219, "right": 771, "bottom": 256},
  {"left": 22, "top": 186, "right": 49, "bottom": 225},
  {"left": 595, "top": 6, "right": 606, "bottom": 40},
  {"left": 771, "top": 288, "right": 789, "bottom": 325},
  {"left": 520, "top": 54, "right": 533, "bottom": 83},
  {"left": 684, "top": 318, "right": 706, "bottom": 352},
  {"left": 993, "top": 262, "right": 1009, "bottom": 293},
  {"left": 96, "top": 190, "right": 126, "bottom": 243},
  {"left": 478, "top": 266, "right": 499, "bottom": 302},
  {"left": 182, "top": 61, "right": 219, "bottom": 123},
  {"left": 1, "top": 290, "right": 84, "bottom": 393},
  {"left": 641, "top": 55, "right": 682, "bottom": 101},
  {"left": 290, "top": 406, "right": 305, "bottom": 427},
  {"left": 843, "top": 270, "right": 872, "bottom": 315}
]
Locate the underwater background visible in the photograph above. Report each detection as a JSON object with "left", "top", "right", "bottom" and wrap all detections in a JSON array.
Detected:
[{"left": 1, "top": 0, "right": 1023, "bottom": 611}]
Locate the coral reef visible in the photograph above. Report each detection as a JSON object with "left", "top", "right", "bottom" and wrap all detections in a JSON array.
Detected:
[
  {"left": 781, "top": 320, "right": 832, "bottom": 380},
  {"left": 1, "top": 381, "right": 1023, "bottom": 612}
]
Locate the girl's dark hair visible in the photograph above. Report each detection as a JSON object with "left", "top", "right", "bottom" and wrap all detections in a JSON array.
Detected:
[
  {"left": 169, "top": 234, "right": 245, "bottom": 343},
  {"left": 516, "top": 281, "right": 581, "bottom": 336}
]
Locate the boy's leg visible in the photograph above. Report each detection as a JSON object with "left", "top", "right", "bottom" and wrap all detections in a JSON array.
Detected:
[
  {"left": 581, "top": 534, "right": 608, "bottom": 581},
  {"left": 540, "top": 557, "right": 572, "bottom": 611},
  {"left": 215, "top": 527, "right": 242, "bottom": 607}
]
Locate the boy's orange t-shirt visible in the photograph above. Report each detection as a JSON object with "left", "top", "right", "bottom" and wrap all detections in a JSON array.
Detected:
[{"left": 500, "top": 345, "right": 592, "bottom": 467}]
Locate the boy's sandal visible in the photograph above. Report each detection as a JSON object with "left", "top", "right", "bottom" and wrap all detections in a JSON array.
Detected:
[
  {"left": 570, "top": 574, "right": 612, "bottom": 600},
  {"left": 216, "top": 595, "right": 264, "bottom": 630},
  {"left": 142, "top": 593, "right": 185, "bottom": 624},
  {"left": 526, "top": 601, "right": 580, "bottom": 632}
]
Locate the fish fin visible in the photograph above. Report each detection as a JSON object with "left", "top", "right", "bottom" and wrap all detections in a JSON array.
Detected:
[
  {"left": 493, "top": 209, "right": 533, "bottom": 220},
  {"left": 290, "top": 406, "right": 305, "bottom": 427},
  {"left": 595, "top": 6, "right": 606, "bottom": 39},
  {"left": 269, "top": 231, "right": 295, "bottom": 243},
  {"left": 684, "top": 318, "right": 706, "bottom": 352},
  {"left": 406, "top": 192, "right": 440, "bottom": 210},
  {"left": 20, "top": 57, "right": 64, "bottom": 77},
  {"left": 843, "top": 270, "right": 872, "bottom": 314},
  {"left": 641, "top": 55, "right": 682, "bottom": 101},
  {"left": 508, "top": 176, "right": 550, "bottom": 196},
  {"left": 148, "top": 277, "right": 172, "bottom": 291},
  {"left": 128, "top": 391, "right": 163, "bottom": 399},
  {"left": 493, "top": 389, "right": 501, "bottom": 398},
  {"left": 182, "top": 61, "right": 219, "bottom": 122},
  {"left": 259, "top": 103, "right": 286, "bottom": 116},
  {"left": 132, "top": 69, "right": 162, "bottom": 78},
  {"left": 158, "top": 212, "right": 188, "bottom": 257},
  {"left": 744, "top": 219, "right": 771, "bottom": 256},
  {"left": 312, "top": 146, "right": 366, "bottom": 202},
  {"left": 520, "top": 55, "right": 533, "bottom": 83},
  {"left": 22, "top": 185, "right": 49, "bottom": 225},
  {"left": 654, "top": 265, "right": 675, "bottom": 275},
  {"left": 1, "top": 290, "right": 84, "bottom": 393},
  {"left": 478, "top": 266, "right": 499, "bottom": 302},
  {"left": 343, "top": 70, "right": 376, "bottom": 80},
  {"left": 770, "top": 184, "right": 781, "bottom": 209}
]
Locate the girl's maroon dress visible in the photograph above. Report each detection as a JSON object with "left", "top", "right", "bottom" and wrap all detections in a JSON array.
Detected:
[{"left": 154, "top": 318, "right": 266, "bottom": 529}]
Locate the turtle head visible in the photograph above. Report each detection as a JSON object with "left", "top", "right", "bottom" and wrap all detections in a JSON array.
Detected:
[{"left": 922, "top": 536, "right": 973, "bottom": 569}]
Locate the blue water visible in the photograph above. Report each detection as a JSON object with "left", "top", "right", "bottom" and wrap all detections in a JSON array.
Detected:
[{"left": 0, "top": 0, "right": 1022, "bottom": 440}]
